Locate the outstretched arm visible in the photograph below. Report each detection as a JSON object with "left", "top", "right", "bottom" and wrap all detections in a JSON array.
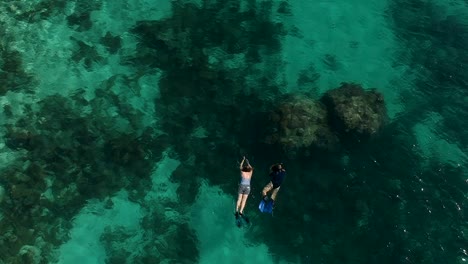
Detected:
[{"left": 239, "top": 156, "right": 245, "bottom": 170}]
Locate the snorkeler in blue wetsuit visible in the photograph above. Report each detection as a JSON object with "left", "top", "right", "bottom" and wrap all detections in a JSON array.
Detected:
[{"left": 259, "top": 163, "right": 286, "bottom": 213}]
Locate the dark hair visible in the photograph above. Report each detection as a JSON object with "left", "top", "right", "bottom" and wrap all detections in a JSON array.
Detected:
[
  {"left": 241, "top": 165, "right": 253, "bottom": 172},
  {"left": 270, "top": 163, "right": 283, "bottom": 172}
]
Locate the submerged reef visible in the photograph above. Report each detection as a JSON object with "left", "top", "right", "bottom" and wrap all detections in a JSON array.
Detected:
[
  {"left": 5, "top": 0, "right": 67, "bottom": 23},
  {"left": 264, "top": 95, "right": 338, "bottom": 153},
  {"left": 130, "top": 1, "right": 286, "bottom": 69},
  {"left": 0, "top": 89, "right": 165, "bottom": 262},
  {"left": 263, "top": 82, "right": 388, "bottom": 156},
  {"left": 322, "top": 82, "right": 387, "bottom": 138},
  {"left": 0, "top": 43, "right": 34, "bottom": 95}
]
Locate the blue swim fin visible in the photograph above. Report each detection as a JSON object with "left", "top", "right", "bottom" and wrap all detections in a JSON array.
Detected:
[
  {"left": 264, "top": 200, "right": 274, "bottom": 213},
  {"left": 258, "top": 199, "right": 266, "bottom": 212},
  {"left": 258, "top": 199, "right": 274, "bottom": 214}
]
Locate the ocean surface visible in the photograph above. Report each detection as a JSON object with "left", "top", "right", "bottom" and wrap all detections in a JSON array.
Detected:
[{"left": 0, "top": 0, "right": 466, "bottom": 263}]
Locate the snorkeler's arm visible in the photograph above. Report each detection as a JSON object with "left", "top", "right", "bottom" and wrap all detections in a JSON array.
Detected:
[{"left": 239, "top": 156, "right": 245, "bottom": 170}]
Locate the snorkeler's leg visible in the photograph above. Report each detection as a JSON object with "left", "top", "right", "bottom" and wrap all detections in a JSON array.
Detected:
[
  {"left": 239, "top": 194, "right": 249, "bottom": 214},
  {"left": 236, "top": 193, "right": 243, "bottom": 213},
  {"left": 262, "top": 182, "right": 273, "bottom": 200}
]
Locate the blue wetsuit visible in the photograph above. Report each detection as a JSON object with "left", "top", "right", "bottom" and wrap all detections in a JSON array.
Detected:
[{"left": 269, "top": 170, "right": 286, "bottom": 188}]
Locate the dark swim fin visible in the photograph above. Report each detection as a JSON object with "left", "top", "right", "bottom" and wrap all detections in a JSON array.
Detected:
[
  {"left": 236, "top": 212, "right": 249, "bottom": 227},
  {"left": 240, "top": 214, "right": 250, "bottom": 224},
  {"left": 235, "top": 212, "right": 242, "bottom": 227},
  {"left": 236, "top": 218, "right": 242, "bottom": 227},
  {"left": 235, "top": 212, "right": 251, "bottom": 227}
]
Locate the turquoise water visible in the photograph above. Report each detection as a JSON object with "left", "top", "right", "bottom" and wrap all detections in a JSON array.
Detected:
[{"left": 0, "top": 0, "right": 466, "bottom": 263}]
